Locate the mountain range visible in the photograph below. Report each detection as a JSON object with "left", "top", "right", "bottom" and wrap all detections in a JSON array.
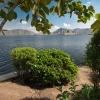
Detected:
[
  {"left": 0, "top": 29, "right": 35, "bottom": 36},
  {"left": 0, "top": 28, "right": 92, "bottom": 36},
  {"left": 52, "top": 28, "right": 92, "bottom": 35}
]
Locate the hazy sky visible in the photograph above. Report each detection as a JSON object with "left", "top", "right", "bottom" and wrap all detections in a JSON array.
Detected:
[{"left": 3, "top": 0, "right": 100, "bottom": 33}]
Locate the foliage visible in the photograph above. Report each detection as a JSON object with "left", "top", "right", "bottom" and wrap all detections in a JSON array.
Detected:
[
  {"left": 10, "top": 47, "right": 37, "bottom": 76},
  {"left": 56, "top": 82, "right": 100, "bottom": 100},
  {"left": 56, "top": 81, "right": 78, "bottom": 100},
  {"left": 85, "top": 30, "right": 100, "bottom": 74},
  {"left": 0, "top": 0, "right": 95, "bottom": 34},
  {"left": 57, "top": 85, "right": 70, "bottom": 100},
  {"left": 10, "top": 47, "right": 78, "bottom": 85},
  {"left": 26, "top": 48, "right": 78, "bottom": 85},
  {"left": 76, "top": 84, "right": 100, "bottom": 100},
  {"left": 91, "top": 13, "right": 100, "bottom": 32},
  {"left": 85, "top": 30, "right": 100, "bottom": 89}
]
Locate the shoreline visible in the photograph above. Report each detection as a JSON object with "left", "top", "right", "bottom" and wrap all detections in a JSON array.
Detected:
[
  {"left": 0, "top": 72, "right": 17, "bottom": 81},
  {"left": 0, "top": 66, "right": 90, "bottom": 82}
]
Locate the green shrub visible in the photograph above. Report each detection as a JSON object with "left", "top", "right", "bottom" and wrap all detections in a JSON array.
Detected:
[
  {"left": 56, "top": 81, "right": 78, "bottom": 100},
  {"left": 56, "top": 83, "right": 100, "bottom": 100},
  {"left": 78, "top": 84, "right": 100, "bottom": 100},
  {"left": 10, "top": 48, "right": 78, "bottom": 86},
  {"left": 10, "top": 47, "right": 37, "bottom": 76},
  {"left": 85, "top": 30, "right": 100, "bottom": 88},
  {"left": 85, "top": 30, "right": 100, "bottom": 74},
  {"left": 29, "top": 48, "right": 78, "bottom": 86}
]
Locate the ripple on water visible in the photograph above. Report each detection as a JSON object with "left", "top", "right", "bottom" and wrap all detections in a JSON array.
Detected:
[{"left": 0, "top": 35, "right": 92, "bottom": 75}]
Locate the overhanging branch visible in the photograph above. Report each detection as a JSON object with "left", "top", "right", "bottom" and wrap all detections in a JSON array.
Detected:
[{"left": 0, "top": 0, "right": 20, "bottom": 34}]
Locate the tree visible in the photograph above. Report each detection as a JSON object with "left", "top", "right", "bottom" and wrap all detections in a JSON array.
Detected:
[
  {"left": 0, "top": 0, "right": 95, "bottom": 35},
  {"left": 85, "top": 29, "right": 100, "bottom": 88},
  {"left": 91, "top": 13, "right": 100, "bottom": 32}
]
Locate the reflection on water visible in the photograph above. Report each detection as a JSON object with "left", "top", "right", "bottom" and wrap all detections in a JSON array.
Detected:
[{"left": 0, "top": 35, "right": 92, "bottom": 75}]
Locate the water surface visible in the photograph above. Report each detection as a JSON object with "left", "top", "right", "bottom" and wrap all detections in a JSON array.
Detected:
[{"left": 0, "top": 35, "right": 92, "bottom": 75}]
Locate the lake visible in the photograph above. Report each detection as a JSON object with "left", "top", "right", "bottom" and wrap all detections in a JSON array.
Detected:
[{"left": 0, "top": 34, "right": 92, "bottom": 75}]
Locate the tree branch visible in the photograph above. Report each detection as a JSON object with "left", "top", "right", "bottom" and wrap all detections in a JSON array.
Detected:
[
  {"left": 4, "top": 0, "right": 6, "bottom": 4},
  {"left": 0, "top": 0, "right": 20, "bottom": 34}
]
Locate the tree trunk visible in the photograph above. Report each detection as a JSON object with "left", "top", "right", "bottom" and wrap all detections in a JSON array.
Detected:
[
  {"left": 0, "top": 0, "right": 20, "bottom": 34},
  {"left": 0, "top": 19, "right": 7, "bottom": 33}
]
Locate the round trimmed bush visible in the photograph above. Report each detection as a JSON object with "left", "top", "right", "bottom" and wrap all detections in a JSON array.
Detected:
[
  {"left": 10, "top": 48, "right": 78, "bottom": 86},
  {"left": 10, "top": 47, "right": 37, "bottom": 76},
  {"left": 29, "top": 48, "right": 78, "bottom": 85}
]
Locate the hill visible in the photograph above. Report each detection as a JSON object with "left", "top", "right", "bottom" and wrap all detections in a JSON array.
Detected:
[
  {"left": 0, "top": 29, "right": 35, "bottom": 36},
  {"left": 0, "top": 28, "right": 92, "bottom": 36},
  {"left": 52, "top": 28, "right": 92, "bottom": 35}
]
